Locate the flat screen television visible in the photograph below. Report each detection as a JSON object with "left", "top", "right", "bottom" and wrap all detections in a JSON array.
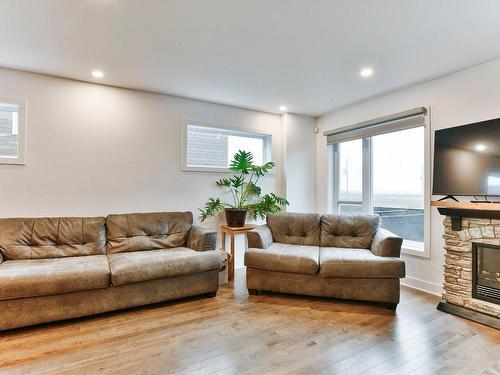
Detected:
[{"left": 433, "top": 117, "right": 500, "bottom": 197}]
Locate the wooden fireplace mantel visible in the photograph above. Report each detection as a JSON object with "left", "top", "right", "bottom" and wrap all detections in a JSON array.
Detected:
[
  {"left": 431, "top": 201, "right": 500, "bottom": 231},
  {"left": 431, "top": 201, "right": 500, "bottom": 211}
]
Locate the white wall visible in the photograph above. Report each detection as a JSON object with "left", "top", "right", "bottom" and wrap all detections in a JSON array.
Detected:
[
  {"left": 316, "top": 58, "right": 500, "bottom": 295},
  {"left": 0, "top": 68, "right": 286, "bottom": 226},
  {"left": 283, "top": 113, "right": 317, "bottom": 213},
  {"left": 0, "top": 68, "right": 319, "bottom": 276}
]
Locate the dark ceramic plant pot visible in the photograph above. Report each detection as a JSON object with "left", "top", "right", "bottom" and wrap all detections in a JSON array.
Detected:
[{"left": 224, "top": 208, "right": 248, "bottom": 227}]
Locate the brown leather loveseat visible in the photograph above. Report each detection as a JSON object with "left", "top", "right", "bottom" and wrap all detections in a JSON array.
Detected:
[
  {"left": 245, "top": 212, "right": 405, "bottom": 308},
  {"left": 0, "top": 212, "right": 222, "bottom": 331}
]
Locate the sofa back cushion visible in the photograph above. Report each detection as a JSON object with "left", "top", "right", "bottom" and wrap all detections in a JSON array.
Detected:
[
  {"left": 106, "top": 212, "right": 193, "bottom": 254},
  {"left": 0, "top": 217, "right": 106, "bottom": 260},
  {"left": 267, "top": 212, "right": 320, "bottom": 246},
  {"left": 320, "top": 214, "right": 380, "bottom": 249}
]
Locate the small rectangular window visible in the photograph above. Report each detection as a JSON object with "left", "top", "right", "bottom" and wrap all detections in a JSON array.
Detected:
[
  {"left": 183, "top": 122, "right": 271, "bottom": 172},
  {"left": 0, "top": 98, "right": 26, "bottom": 165}
]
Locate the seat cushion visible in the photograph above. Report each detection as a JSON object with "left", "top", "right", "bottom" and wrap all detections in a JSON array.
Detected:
[
  {"left": 267, "top": 213, "right": 321, "bottom": 246},
  {"left": 0, "top": 255, "right": 110, "bottom": 300},
  {"left": 245, "top": 243, "right": 320, "bottom": 275},
  {"left": 319, "top": 247, "right": 405, "bottom": 278},
  {"left": 108, "top": 247, "right": 222, "bottom": 286},
  {"left": 320, "top": 214, "right": 380, "bottom": 249}
]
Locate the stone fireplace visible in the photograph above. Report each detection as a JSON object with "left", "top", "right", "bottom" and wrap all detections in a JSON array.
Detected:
[{"left": 441, "top": 215, "right": 500, "bottom": 323}]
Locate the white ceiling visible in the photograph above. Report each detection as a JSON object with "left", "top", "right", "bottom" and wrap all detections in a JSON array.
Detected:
[{"left": 1, "top": 0, "right": 500, "bottom": 116}]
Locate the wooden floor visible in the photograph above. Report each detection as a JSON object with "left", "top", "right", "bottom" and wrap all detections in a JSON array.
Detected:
[{"left": 1, "top": 270, "right": 499, "bottom": 375}]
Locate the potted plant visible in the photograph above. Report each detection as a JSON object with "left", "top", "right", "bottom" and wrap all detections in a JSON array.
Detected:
[{"left": 200, "top": 150, "right": 288, "bottom": 227}]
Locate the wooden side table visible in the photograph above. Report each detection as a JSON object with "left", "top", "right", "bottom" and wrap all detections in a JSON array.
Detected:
[{"left": 220, "top": 224, "right": 256, "bottom": 280}]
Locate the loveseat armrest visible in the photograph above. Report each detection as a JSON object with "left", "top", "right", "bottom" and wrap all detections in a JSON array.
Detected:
[
  {"left": 187, "top": 225, "right": 217, "bottom": 251},
  {"left": 371, "top": 228, "right": 403, "bottom": 258},
  {"left": 247, "top": 225, "right": 273, "bottom": 249}
]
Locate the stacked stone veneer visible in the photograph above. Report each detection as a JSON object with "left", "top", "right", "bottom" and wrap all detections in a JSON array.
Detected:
[{"left": 443, "top": 216, "right": 500, "bottom": 318}]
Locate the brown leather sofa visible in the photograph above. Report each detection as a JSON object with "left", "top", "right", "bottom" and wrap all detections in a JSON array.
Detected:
[
  {"left": 0, "top": 212, "right": 222, "bottom": 331},
  {"left": 245, "top": 212, "right": 405, "bottom": 308}
]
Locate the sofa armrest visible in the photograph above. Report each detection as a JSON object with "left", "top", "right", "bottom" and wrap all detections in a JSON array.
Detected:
[
  {"left": 247, "top": 225, "right": 273, "bottom": 249},
  {"left": 187, "top": 225, "right": 217, "bottom": 251},
  {"left": 371, "top": 228, "right": 403, "bottom": 258}
]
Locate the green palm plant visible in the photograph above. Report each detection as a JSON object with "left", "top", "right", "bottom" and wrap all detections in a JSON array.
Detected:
[{"left": 200, "top": 150, "right": 288, "bottom": 223}]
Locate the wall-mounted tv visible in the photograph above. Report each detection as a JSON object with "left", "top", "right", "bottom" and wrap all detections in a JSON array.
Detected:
[{"left": 433, "top": 117, "right": 500, "bottom": 197}]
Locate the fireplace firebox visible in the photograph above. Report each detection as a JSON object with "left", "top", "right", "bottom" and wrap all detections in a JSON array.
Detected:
[{"left": 472, "top": 242, "right": 500, "bottom": 305}]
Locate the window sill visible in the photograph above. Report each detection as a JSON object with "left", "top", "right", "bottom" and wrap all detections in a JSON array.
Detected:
[
  {"left": 401, "top": 244, "right": 430, "bottom": 259},
  {"left": 183, "top": 166, "right": 236, "bottom": 173},
  {"left": 182, "top": 166, "right": 275, "bottom": 175},
  {"left": 0, "top": 157, "right": 25, "bottom": 165}
]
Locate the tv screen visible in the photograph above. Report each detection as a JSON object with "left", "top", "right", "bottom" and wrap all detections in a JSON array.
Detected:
[{"left": 433, "top": 117, "right": 500, "bottom": 197}]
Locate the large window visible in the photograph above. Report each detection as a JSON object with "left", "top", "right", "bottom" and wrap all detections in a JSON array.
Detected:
[
  {"left": 183, "top": 122, "right": 271, "bottom": 172},
  {"left": 0, "top": 98, "right": 26, "bottom": 165},
  {"left": 328, "top": 108, "right": 430, "bottom": 256}
]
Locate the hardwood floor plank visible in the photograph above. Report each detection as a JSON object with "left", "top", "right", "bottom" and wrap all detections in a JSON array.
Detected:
[{"left": 0, "top": 268, "right": 499, "bottom": 375}]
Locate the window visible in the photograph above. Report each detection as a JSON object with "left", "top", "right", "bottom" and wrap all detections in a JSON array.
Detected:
[
  {"left": 337, "top": 139, "right": 363, "bottom": 214},
  {"left": 183, "top": 122, "right": 271, "bottom": 172},
  {"left": 327, "top": 108, "right": 430, "bottom": 257},
  {"left": 372, "top": 127, "right": 425, "bottom": 247},
  {"left": 0, "top": 98, "right": 26, "bottom": 165}
]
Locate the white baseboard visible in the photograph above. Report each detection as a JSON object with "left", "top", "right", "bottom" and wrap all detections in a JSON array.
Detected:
[{"left": 401, "top": 276, "right": 443, "bottom": 297}]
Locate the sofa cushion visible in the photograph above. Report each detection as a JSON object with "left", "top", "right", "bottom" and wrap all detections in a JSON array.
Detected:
[
  {"left": 0, "top": 255, "right": 110, "bottom": 300},
  {"left": 108, "top": 247, "right": 222, "bottom": 286},
  {"left": 267, "top": 213, "right": 321, "bottom": 246},
  {"left": 106, "top": 212, "right": 193, "bottom": 254},
  {"left": 245, "top": 243, "right": 320, "bottom": 275},
  {"left": 0, "top": 217, "right": 106, "bottom": 260},
  {"left": 320, "top": 214, "right": 379, "bottom": 249},
  {"left": 319, "top": 247, "right": 405, "bottom": 278}
]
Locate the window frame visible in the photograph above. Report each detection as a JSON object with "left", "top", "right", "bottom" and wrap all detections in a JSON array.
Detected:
[
  {"left": 330, "top": 116, "right": 431, "bottom": 259},
  {"left": 0, "top": 97, "right": 26, "bottom": 165},
  {"left": 181, "top": 120, "right": 272, "bottom": 173}
]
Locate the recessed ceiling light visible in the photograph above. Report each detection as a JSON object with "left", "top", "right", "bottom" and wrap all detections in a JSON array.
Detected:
[
  {"left": 279, "top": 106, "right": 287, "bottom": 111},
  {"left": 360, "top": 67, "right": 373, "bottom": 78},
  {"left": 475, "top": 144, "right": 486, "bottom": 151},
  {"left": 91, "top": 70, "right": 104, "bottom": 78}
]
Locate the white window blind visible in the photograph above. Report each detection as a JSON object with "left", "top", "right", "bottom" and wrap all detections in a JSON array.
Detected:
[
  {"left": 324, "top": 107, "right": 427, "bottom": 145},
  {"left": 183, "top": 123, "right": 271, "bottom": 172},
  {"left": 0, "top": 103, "right": 19, "bottom": 158},
  {"left": 0, "top": 98, "right": 26, "bottom": 165},
  {"left": 186, "top": 125, "right": 228, "bottom": 168}
]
